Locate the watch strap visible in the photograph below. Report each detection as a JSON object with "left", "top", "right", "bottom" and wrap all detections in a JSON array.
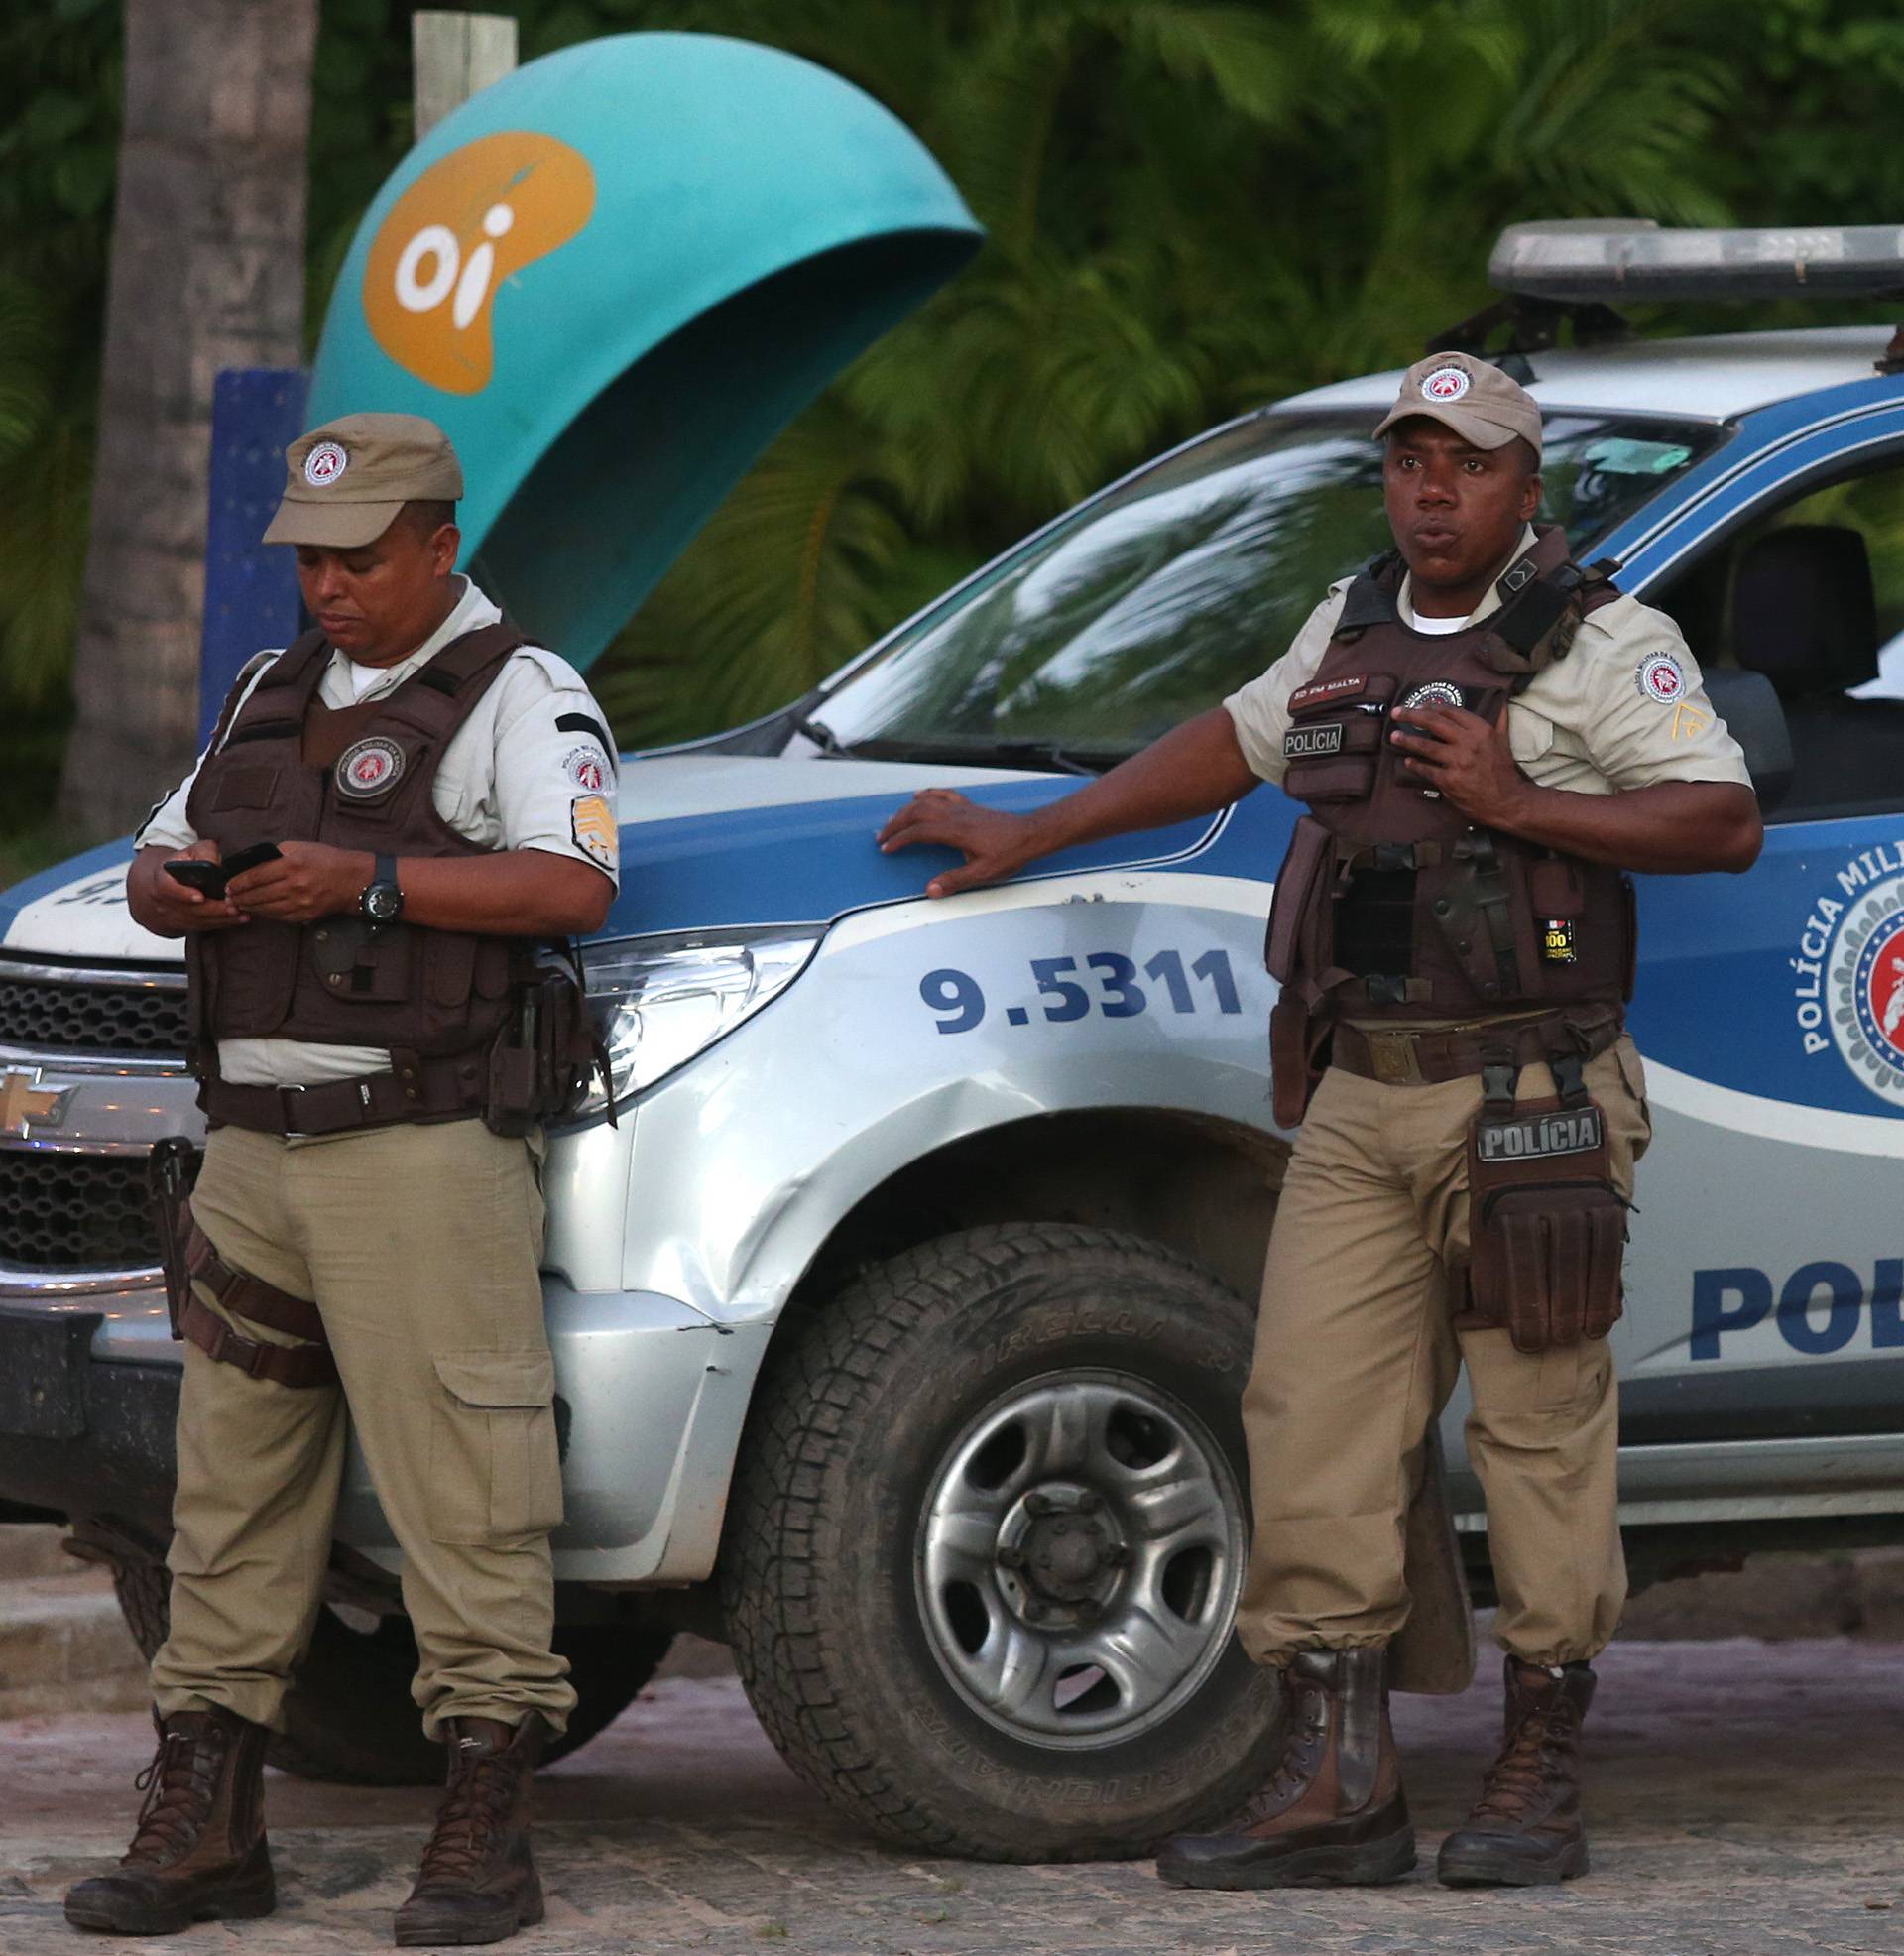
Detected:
[{"left": 361, "top": 853, "right": 402, "bottom": 924}]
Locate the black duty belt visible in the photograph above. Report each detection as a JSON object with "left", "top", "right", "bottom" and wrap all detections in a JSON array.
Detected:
[
  {"left": 1329, "top": 1010, "right": 1621, "bottom": 1088},
  {"left": 200, "top": 1049, "right": 488, "bottom": 1136}
]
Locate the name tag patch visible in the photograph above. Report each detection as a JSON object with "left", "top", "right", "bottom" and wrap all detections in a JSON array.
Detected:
[
  {"left": 1288, "top": 674, "right": 1369, "bottom": 713},
  {"left": 1284, "top": 722, "right": 1345, "bottom": 759},
  {"left": 1476, "top": 1106, "right": 1605, "bottom": 1163}
]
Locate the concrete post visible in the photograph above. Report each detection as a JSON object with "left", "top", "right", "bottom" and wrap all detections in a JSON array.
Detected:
[{"left": 412, "top": 11, "right": 520, "bottom": 142}]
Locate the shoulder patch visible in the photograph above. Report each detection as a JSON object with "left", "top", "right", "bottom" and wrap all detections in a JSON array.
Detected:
[
  {"left": 570, "top": 794, "right": 618, "bottom": 871},
  {"left": 563, "top": 744, "right": 610, "bottom": 793},
  {"left": 1635, "top": 651, "right": 1688, "bottom": 705}
]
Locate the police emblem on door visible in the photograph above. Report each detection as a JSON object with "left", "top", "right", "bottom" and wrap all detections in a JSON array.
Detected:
[
  {"left": 335, "top": 737, "right": 406, "bottom": 799},
  {"left": 1833, "top": 876, "right": 1904, "bottom": 1105}
]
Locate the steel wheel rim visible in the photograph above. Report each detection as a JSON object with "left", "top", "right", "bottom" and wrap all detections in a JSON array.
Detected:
[{"left": 915, "top": 1367, "right": 1245, "bottom": 1751}]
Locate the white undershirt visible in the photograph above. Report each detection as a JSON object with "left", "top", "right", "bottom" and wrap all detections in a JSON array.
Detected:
[
  {"left": 342, "top": 658, "right": 388, "bottom": 699},
  {"left": 1404, "top": 605, "right": 1471, "bottom": 636}
]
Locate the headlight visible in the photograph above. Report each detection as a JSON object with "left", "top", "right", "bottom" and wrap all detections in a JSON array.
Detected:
[{"left": 573, "top": 926, "right": 823, "bottom": 1115}]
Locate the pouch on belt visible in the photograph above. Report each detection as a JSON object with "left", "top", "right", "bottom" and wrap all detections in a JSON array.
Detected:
[{"left": 1457, "top": 1085, "right": 1627, "bottom": 1354}]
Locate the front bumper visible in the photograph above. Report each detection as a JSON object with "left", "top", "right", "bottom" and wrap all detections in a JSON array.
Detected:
[
  {"left": 0, "top": 954, "right": 774, "bottom": 1586},
  {"left": 0, "top": 1306, "right": 179, "bottom": 1535},
  {"left": 0, "top": 1282, "right": 772, "bottom": 1585}
]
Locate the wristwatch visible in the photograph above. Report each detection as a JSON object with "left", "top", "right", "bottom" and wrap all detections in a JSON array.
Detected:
[{"left": 360, "top": 853, "right": 404, "bottom": 928}]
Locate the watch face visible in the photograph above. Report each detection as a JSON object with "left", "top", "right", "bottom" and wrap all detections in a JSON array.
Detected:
[{"left": 365, "top": 883, "right": 402, "bottom": 923}]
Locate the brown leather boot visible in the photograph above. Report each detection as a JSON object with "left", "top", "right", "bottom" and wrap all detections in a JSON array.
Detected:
[
  {"left": 1156, "top": 1649, "right": 1414, "bottom": 1889},
  {"left": 63, "top": 1707, "right": 275, "bottom": 1934},
  {"left": 394, "top": 1714, "right": 549, "bottom": 1947},
  {"left": 1437, "top": 1657, "right": 1595, "bottom": 1886}
]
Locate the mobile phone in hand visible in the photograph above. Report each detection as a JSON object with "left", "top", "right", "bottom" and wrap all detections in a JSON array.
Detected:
[
  {"left": 165, "top": 859, "right": 227, "bottom": 899},
  {"left": 219, "top": 841, "right": 283, "bottom": 881}
]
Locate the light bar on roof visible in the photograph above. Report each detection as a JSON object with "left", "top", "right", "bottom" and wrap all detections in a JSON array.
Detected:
[{"left": 1491, "top": 219, "right": 1904, "bottom": 304}]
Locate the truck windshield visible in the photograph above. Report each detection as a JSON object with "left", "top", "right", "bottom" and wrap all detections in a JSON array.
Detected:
[{"left": 816, "top": 409, "right": 1722, "bottom": 764}]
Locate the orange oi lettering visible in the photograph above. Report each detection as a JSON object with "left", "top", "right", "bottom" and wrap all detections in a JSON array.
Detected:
[{"left": 363, "top": 133, "right": 595, "bottom": 395}]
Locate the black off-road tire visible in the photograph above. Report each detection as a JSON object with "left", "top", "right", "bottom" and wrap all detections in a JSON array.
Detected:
[
  {"left": 110, "top": 1561, "right": 669, "bottom": 1783},
  {"left": 720, "top": 1223, "right": 1281, "bottom": 1862}
]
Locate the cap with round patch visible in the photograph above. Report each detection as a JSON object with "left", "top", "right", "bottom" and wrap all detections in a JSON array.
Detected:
[
  {"left": 1373, "top": 351, "right": 1543, "bottom": 460},
  {"left": 303, "top": 440, "right": 348, "bottom": 487},
  {"left": 263, "top": 413, "right": 465, "bottom": 549}
]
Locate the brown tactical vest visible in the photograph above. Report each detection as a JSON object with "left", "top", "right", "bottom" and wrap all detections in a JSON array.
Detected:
[
  {"left": 184, "top": 622, "right": 534, "bottom": 1100},
  {"left": 1263, "top": 526, "right": 1634, "bottom": 1046}
]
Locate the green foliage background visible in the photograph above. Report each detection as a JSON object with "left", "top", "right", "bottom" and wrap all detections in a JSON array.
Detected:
[{"left": 6, "top": 0, "right": 1904, "bottom": 805}]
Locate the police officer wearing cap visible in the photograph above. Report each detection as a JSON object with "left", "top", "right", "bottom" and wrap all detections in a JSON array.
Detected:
[
  {"left": 880, "top": 353, "right": 1762, "bottom": 1891},
  {"left": 64, "top": 414, "right": 622, "bottom": 1945}
]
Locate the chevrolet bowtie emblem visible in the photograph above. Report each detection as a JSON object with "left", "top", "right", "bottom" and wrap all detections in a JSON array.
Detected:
[{"left": 0, "top": 1066, "right": 75, "bottom": 1140}]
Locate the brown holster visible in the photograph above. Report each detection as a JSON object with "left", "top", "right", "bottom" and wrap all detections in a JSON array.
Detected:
[
  {"left": 1456, "top": 1059, "right": 1627, "bottom": 1354},
  {"left": 145, "top": 1138, "right": 337, "bottom": 1389},
  {"left": 482, "top": 945, "right": 607, "bottom": 1138},
  {"left": 1265, "top": 816, "right": 1339, "bottom": 1128},
  {"left": 146, "top": 1137, "right": 198, "bottom": 1340},
  {"left": 1268, "top": 994, "right": 1330, "bottom": 1131}
]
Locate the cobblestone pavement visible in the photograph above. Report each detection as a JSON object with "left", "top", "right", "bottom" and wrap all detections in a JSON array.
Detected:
[{"left": 2, "top": 1638, "right": 1899, "bottom": 1956}]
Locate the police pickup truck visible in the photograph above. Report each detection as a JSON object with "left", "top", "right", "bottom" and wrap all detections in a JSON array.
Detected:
[{"left": 3, "top": 218, "right": 1903, "bottom": 1862}]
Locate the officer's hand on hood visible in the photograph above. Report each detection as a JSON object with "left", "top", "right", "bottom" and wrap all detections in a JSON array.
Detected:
[{"left": 878, "top": 790, "right": 1038, "bottom": 899}]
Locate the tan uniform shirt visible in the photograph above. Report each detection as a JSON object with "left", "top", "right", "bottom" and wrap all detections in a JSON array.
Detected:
[
  {"left": 139, "top": 578, "right": 621, "bottom": 1088},
  {"left": 1224, "top": 526, "right": 1752, "bottom": 796}
]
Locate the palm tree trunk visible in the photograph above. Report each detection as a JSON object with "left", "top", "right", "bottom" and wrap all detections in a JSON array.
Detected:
[{"left": 57, "top": 0, "right": 317, "bottom": 839}]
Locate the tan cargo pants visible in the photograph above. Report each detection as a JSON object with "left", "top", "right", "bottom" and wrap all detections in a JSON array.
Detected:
[
  {"left": 1234, "top": 1037, "right": 1651, "bottom": 1670},
  {"left": 150, "top": 1118, "right": 576, "bottom": 1738}
]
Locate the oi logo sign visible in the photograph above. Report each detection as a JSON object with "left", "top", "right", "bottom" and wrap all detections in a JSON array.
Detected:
[{"left": 362, "top": 133, "right": 596, "bottom": 396}]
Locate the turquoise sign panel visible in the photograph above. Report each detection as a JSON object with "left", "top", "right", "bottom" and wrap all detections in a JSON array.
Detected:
[{"left": 306, "top": 33, "right": 981, "bottom": 669}]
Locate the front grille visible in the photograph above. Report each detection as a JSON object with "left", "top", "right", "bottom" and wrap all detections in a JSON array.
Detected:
[
  {"left": 0, "top": 1149, "right": 175, "bottom": 1271},
  {"left": 0, "top": 973, "right": 188, "bottom": 1055}
]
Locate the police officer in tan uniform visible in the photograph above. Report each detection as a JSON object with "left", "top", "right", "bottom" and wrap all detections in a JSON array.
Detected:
[
  {"left": 881, "top": 355, "right": 1762, "bottom": 1892},
  {"left": 64, "top": 415, "right": 620, "bottom": 1946}
]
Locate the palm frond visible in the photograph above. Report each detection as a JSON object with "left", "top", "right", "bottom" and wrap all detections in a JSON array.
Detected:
[
  {"left": 592, "top": 399, "right": 918, "bottom": 742},
  {"left": 1106, "top": 4, "right": 1308, "bottom": 126}
]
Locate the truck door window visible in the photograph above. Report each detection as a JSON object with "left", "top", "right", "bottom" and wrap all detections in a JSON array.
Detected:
[
  {"left": 1658, "top": 464, "right": 1904, "bottom": 819},
  {"left": 819, "top": 412, "right": 1719, "bottom": 763}
]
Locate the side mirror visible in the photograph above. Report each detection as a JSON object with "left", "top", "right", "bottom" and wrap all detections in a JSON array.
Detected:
[{"left": 1701, "top": 670, "right": 1792, "bottom": 813}]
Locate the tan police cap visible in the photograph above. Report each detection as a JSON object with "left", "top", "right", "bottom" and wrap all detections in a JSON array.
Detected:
[
  {"left": 262, "top": 413, "right": 464, "bottom": 549},
  {"left": 1372, "top": 351, "right": 1543, "bottom": 460}
]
